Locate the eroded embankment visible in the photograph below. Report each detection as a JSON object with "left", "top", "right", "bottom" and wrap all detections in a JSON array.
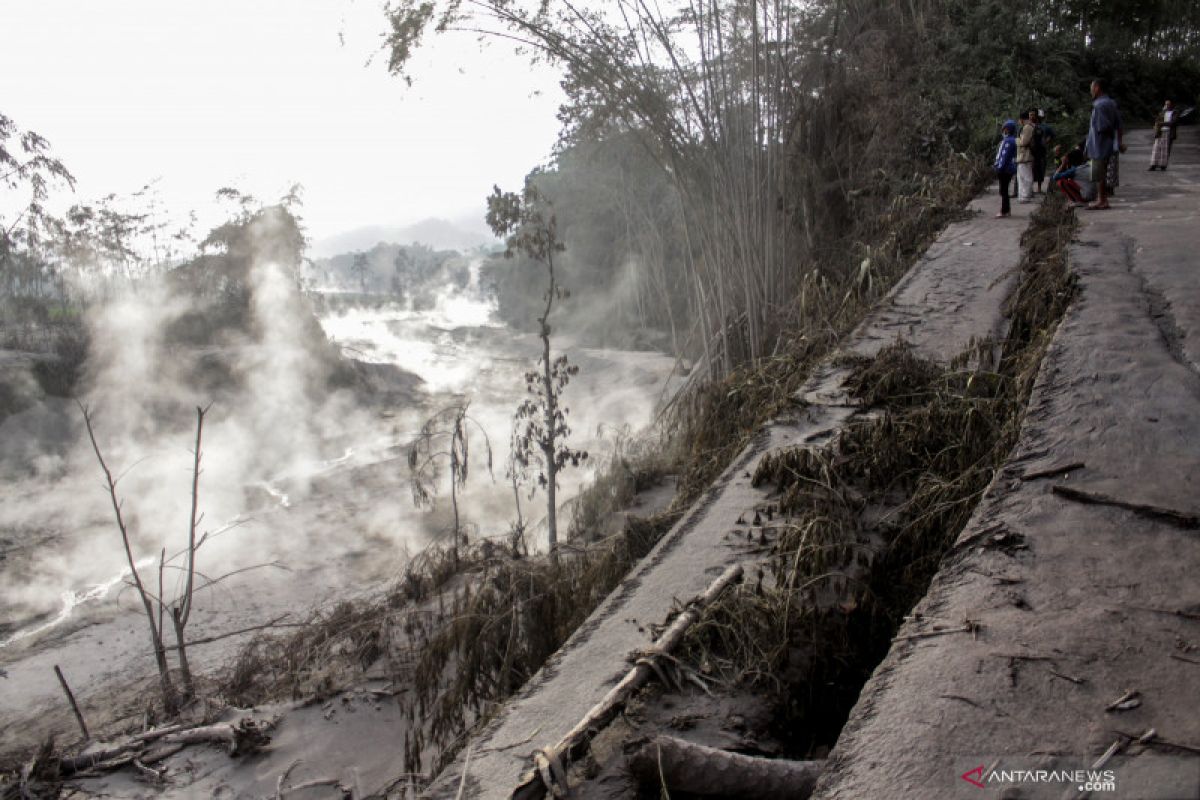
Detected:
[
  {"left": 418, "top": 181, "right": 1044, "bottom": 798},
  {"left": 813, "top": 131, "right": 1200, "bottom": 800},
  {"left": 534, "top": 193, "right": 1075, "bottom": 800},
  {"left": 1, "top": 172, "right": 1047, "bottom": 800}
]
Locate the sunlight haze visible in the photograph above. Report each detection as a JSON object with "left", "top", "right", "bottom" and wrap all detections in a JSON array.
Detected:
[{"left": 0, "top": 0, "right": 565, "bottom": 244}]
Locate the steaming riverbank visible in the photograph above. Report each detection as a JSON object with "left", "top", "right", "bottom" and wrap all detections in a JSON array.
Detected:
[{"left": 0, "top": 276, "right": 681, "bottom": 759}]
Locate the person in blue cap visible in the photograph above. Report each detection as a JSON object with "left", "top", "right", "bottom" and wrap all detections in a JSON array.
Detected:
[{"left": 993, "top": 119, "right": 1018, "bottom": 218}]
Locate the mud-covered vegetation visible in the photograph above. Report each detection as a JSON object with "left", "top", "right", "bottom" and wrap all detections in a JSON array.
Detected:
[
  {"left": 3, "top": 0, "right": 1198, "bottom": 795},
  {"left": 218, "top": 501, "right": 678, "bottom": 781},
  {"left": 676, "top": 194, "right": 1077, "bottom": 759}
]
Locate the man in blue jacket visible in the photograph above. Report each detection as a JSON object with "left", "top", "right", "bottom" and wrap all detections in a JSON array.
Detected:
[{"left": 1085, "top": 79, "right": 1125, "bottom": 210}]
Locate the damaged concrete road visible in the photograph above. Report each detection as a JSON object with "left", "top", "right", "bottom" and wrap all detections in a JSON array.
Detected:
[
  {"left": 421, "top": 179, "right": 1041, "bottom": 798},
  {"left": 815, "top": 131, "right": 1200, "bottom": 799}
]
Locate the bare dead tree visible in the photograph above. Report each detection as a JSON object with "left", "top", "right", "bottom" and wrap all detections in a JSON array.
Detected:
[
  {"left": 81, "top": 402, "right": 179, "bottom": 714},
  {"left": 169, "top": 404, "right": 209, "bottom": 703},
  {"left": 81, "top": 403, "right": 269, "bottom": 716}
]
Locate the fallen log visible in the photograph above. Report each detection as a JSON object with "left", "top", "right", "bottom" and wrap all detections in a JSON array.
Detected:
[
  {"left": 510, "top": 564, "right": 743, "bottom": 800},
  {"left": 628, "top": 735, "right": 822, "bottom": 800},
  {"left": 59, "top": 718, "right": 271, "bottom": 775}
]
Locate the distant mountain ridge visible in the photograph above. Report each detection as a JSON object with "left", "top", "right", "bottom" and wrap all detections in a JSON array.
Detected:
[{"left": 310, "top": 217, "right": 495, "bottom": 258}]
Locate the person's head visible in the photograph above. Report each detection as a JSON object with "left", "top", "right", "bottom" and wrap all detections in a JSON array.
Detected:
[
  {"left": 1053, "top": 144, "right": 1063, "bottom": 157},
  {"left": 1090, "top": 79, "right": 1105, "bottom": 98},
  {"left": 1002, "top": 120, "right": 1016, "bottom": 135},
  {"left": 1165, "top": 99, "right": 1175, "bottom": 110},
  {"left": 1030, "top": 109, "right": 1040, "bottom": 123}
]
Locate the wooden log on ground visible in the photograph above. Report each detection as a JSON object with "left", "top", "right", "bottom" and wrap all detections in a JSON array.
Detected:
[
  {"left": 628, "top": 735, "right": 822, "bottom": 800},
  {"left": 511, "top": 564, "right": 743, "bottom": 800},
  {"left": 59, "top": 718, "right": 271, "bottom": 774}
]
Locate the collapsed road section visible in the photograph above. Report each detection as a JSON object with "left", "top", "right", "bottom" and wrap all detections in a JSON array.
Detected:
[
  {"left": 422, "top": 179, "right": 1041, "bottom": 797},
  {"left": 814, "top": 131, "right": 1200, "bottom": 799}
]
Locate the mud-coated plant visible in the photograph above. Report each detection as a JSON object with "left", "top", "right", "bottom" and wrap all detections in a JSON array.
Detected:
[
  {"left": 487, "top": 183, "right": 587, "bottom": 562},
  {"left": 407, "top": 402, "right": 493, "bottom": 568}
]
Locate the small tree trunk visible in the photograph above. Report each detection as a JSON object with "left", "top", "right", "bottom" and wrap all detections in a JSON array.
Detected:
[
  {"left": 628, "top": 735, "right": 822, "bottom": 800},
  {"left": 450, "top": 475, "right": 461, "bottom": 569},
  {"left": 81, "top": 404, "right": 179, "bottom": 716},
  {"left": 171, "top": 405, "right": 206, "bottom": 707},
  {"left": 511, "top": 471, "right": 524, "bottom": 531},
  {"left": 541, "top": 333, "right": 559, "bottom": 564},
  {"left": 171, "top": 607, "right": 194, "bottom": 704},
  {"left": 540, "top": 262, "right": 560, "bottom": 562}
]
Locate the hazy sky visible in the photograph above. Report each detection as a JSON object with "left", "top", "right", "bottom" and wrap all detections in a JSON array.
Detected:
[{"left": 0, "top": 0, "right": 565, "bottom": 244}]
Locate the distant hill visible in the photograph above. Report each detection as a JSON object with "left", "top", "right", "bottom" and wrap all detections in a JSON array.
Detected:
[{"left": 310, "top": 217, "right": 495, "bottom": 258}]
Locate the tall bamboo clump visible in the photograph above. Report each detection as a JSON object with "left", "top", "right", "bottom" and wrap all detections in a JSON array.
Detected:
[
  {"left": 639, "top": 1, "right": 806, "bottom": 376},
  {"left": 383, "top": 1, "right": 807, "bottom": 378}
]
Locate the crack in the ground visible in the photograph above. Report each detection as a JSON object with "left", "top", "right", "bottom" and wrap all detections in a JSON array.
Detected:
[{"left": 1121, "top": 235, "right": 1200, "bottom": 381}]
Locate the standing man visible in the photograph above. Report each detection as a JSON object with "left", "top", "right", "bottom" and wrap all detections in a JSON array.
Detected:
[
  {"left": 1085, "top": 79, "right": 1124, "bottom": 210},
  {"left": 1031, "top": 110, "right": 1048, "bottom": 194},
  {"left": 1035, "top": 109, "right": 1055, "bottom": 192},
  {"left": 1017, "top": 111, "right": 1036, "bottom": 203},
  {"left": 1164, "top": 99, "right": 1179, "bottom": 157}
]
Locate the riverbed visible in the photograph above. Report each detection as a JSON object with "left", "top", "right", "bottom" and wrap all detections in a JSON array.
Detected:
[{"left": 0, "top": 274, "right": 680, "bottom": 757}]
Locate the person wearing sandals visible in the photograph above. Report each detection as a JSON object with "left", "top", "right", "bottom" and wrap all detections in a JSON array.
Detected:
[
  {"left": 994, "top": 120, "right": 1018, "bottom": 217},
  {"left": 1085, "top": 79, "right": 1124, "bottom": 210}
]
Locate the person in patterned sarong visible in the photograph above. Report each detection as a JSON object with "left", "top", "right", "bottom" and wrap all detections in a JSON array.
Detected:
[{"left": 1149, "top": 101, "right": 1178, "bottom": 171}]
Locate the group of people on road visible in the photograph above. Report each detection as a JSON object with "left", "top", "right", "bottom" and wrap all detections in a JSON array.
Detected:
[
  {"left": 993, "top": 109, "right": 1055, "bottom": 217},
  {"left": 994, "top": 78, "right": 1182, "bottom": 217}
]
